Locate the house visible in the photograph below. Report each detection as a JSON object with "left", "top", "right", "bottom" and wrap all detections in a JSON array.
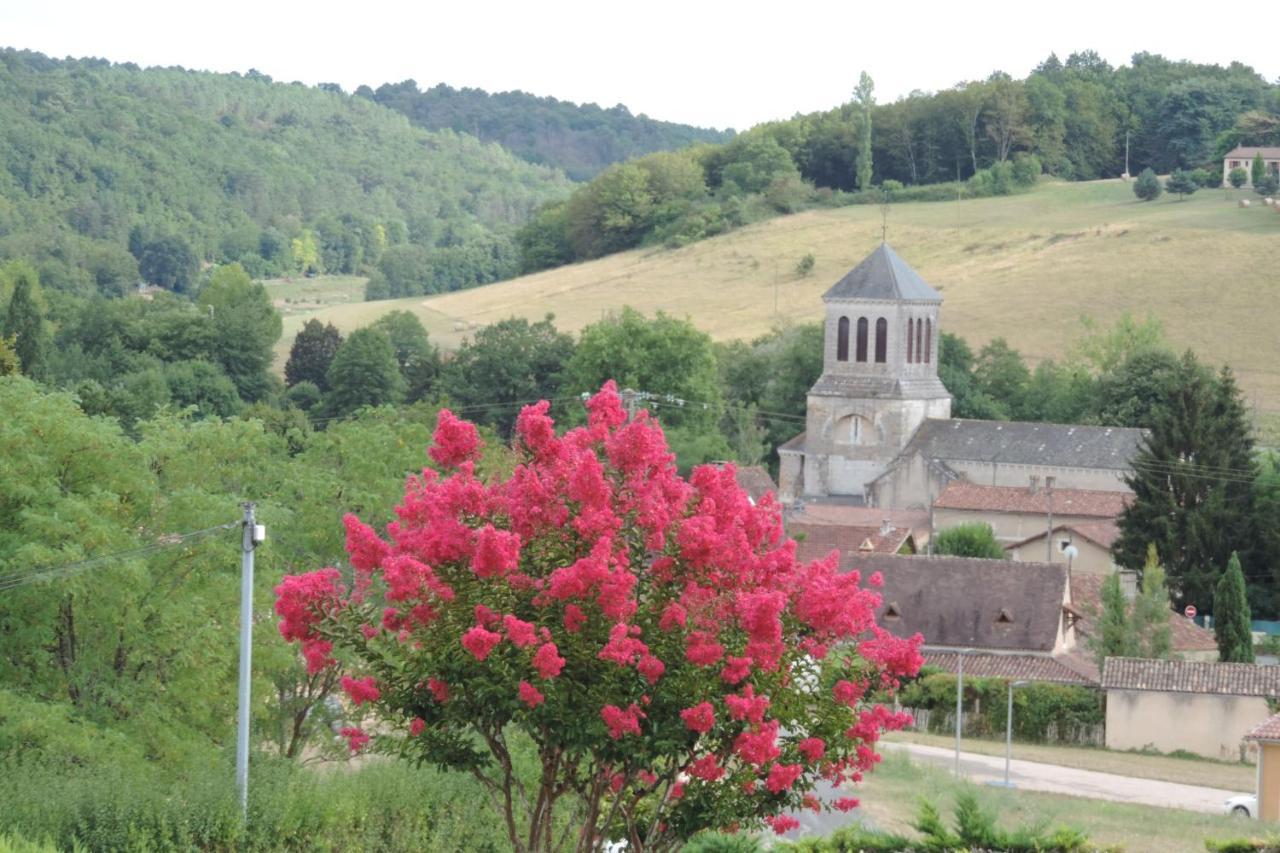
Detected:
[
  {"left": 839, "top": 552, "right": 1098, "bottom": 686},
  {"left": 777, "top": 244, "right": 1144, "bottom": 509},
  {"left": 1005, "top": 522, "right": 1119, "bottom": 574},
  {"left": 1223, "top": 146, "right": 1280, "bottom": 187},
  {"left": 1102, "top": 658, "right": 1280, "bottom": 760},
  {"left": 785, "top": 504, "right": 929, "bottom": 562},
  {"left": 1071, "top": 574, "right": 1218, "bottom": 661},
  {"left": 932, "top": 481, "right": 1128, "bottom": 552},
  {"left": 1246, "top": 713, "right": 1280, "bottom": 820}
]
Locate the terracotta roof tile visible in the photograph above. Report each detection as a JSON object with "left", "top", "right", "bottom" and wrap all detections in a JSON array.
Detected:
[
  {"left": 924, "top": 651, "right": 1099, "bottom": 686},
  {"left": 934, "top": 481, "right": 1130, "bottom": 518},
  {"left": 1226, "top": 147, "right": 1280, "bottom": 159},
  {"left": 790, "top": 523, "right": 912, "bottom": 561},
  {"left": 1247, "top": 713, "right": 1280, "bottom": 742},
  {"left": 788, "top": 504, "right": 930, "bottom": 531},
  {"left": 1071, "top": 574, "right": 1218, "bottom": 652},
  {"left": 1101, "top": 658, "right": 1280, "bottom": 696},
  {"left": 1005, "top": 522, "right": 1120, "bottom": 552}
]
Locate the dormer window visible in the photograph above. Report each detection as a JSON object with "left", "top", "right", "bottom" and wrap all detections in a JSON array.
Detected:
[
  {"left": 996, "top": 608, "right": 1014, "bottom": 624},
  {"left": 884, "top": 603, "right": 901, "bottom": 620}
]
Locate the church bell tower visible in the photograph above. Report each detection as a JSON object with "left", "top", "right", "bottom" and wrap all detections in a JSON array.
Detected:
[{"left": 778, "top": 243, "right": 951, "bottom": 500}]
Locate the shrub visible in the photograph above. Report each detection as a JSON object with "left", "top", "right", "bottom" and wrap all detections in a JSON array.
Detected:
[
  {"left": 1190, "top": 168, "right": 1216, "bottom": 188},
  {"left": 933, "top": 522, "right": 1004, "bottom": 559},
  {"left": 880, "top": 179, "right": 904, "bottom": 193},
  {"left": 796, "top": 253, "right": 816, "bottom": 277},
  {"left": 1134, "top": 168, "right": 1162, "bottom": 201},
  {"left": 895, "top": 671, "right": 1104, "bottom": 742},
  {"left": 1165, "top": 169, "right": 1198, "bottom": 200},
  {"left": 274, "top": 384, "right": 924, "bottom": 848},
  {"left": 1256, "top": 174, "right": 1280, "bottom": 197},
  {"left": 1011, "top": 153, "right": 1042, "bottom": 186},
  {"left": 1229, "top": 167, "right": 1249, "bottom": 189}
]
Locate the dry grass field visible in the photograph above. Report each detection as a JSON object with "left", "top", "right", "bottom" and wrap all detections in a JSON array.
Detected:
[{"left": 269, "top": 179, "right": 1280, "bottom": 411}]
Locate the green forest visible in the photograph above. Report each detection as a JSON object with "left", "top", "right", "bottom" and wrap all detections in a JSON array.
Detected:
[
  {"left": 0, "top": 49, "right": 571, "bottom": 297},
  {"left": 361, "top": 80, "right": 733, "bottom": 180}
]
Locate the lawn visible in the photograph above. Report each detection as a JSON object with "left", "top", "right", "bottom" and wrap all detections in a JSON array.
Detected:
[
  {"left": 885, "top": 730, "right": 1256, "bottom": 792},
  {"left": 270, "top": 180, "right": 1280, "bottom": 411},
  {"left": 856, "top": 750, "right": 1253, "bottom": 853}
]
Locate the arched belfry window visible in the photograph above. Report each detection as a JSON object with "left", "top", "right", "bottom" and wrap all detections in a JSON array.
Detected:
[
  {"left": 855, "top": 317, "right": 868, "bottom": 363},
  {"left": 874, "top": 318, "right": 887, "bottom": 363},
  {"left": 836, "top": 316, "right": 849, "bottom": 362},
  {"left": 906, "top": 318, "right": 914, "bottom": 363},
  {"left": 925, "top": 318, "right": 933, "bottom": 363},
  {"left": 915, "top": 319, "right": 924, "bottom": 364}
]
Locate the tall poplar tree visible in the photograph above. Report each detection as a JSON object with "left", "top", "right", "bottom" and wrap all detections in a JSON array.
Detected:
[
  {"left": 855, "top": 71, "right": 875, "bottom": 192},
  {"left": 1214, "top": 552, "right": 1255, "bottom": 663},
  {"left": 1252, "top": 151, "right": 1266, "bottom": 188},
  {"left": 1, "top": 267, "right": 50, "bottom": 379},
  {"left": 1113, "top": 354, "right": 1256, "bottom": 610}
]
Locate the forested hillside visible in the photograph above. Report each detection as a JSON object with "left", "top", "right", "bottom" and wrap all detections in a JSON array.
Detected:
[
  {"left": 0, "top": 49, "right": 571, "bottom": 296},
  {"left": 514, "top": 51, "right": 1279, "bottom": 276},
  {"left": 362, "top": 80, "right": 733, "bottom": 180}
]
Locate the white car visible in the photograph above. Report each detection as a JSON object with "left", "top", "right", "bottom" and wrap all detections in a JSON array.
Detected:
[{"left": 1225, "top": 794, "right": 1258, "bottom": 818}]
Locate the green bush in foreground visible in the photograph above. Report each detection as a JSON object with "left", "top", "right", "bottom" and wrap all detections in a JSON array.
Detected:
[
  {"left": 782, "top": 791, "right": 1093, "bottom": 852},
  {"left": 0, "top": 758, "right": 511, "bottom": 852},
  {"left": 1205, "top": 838, "right": 1280, "bottom": 853}
]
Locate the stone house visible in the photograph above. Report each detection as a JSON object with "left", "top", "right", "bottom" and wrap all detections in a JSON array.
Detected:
[
  {"left": 837, "top": 552, "right": 1097, "bottom": 685},
  {"left": 778, "top": 244, "right": 1144, "bottom": 508},
  {"left": 1223, "top": 146, "right": 1280, "bottom": 187},
  {"left": 1247, "top": 714, "right": 1280, "bottom": 820},
  {"left": 1070, "top": 574, "right": 1219, "bottom": 661},
  {"left": 1005, "top": 522, "right": 1120, "bottom": 575},
  {"left": 1102, "top": 658, "right": 1280, "bottom": 760}
]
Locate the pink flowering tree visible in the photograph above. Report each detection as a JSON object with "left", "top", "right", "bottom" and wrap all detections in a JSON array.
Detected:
[{"left": 275, "top": 382, "right": 922, "bottom": 852}]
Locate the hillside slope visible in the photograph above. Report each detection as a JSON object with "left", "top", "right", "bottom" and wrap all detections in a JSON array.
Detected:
[
  {"left": 365, "top": 81, "right": 733, "bottom": 180},
  {"left": 284, "top": 180, "right": 1280, "bottom": 408},
  {"left": 0, "top": 49, "right": 571, "bottom": 292}
]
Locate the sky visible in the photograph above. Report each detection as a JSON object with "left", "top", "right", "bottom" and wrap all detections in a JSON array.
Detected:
[{"left": 2, "top": 0, "right": 1276, "bottom": 131}]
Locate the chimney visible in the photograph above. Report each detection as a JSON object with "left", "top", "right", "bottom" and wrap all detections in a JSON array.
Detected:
[
  {"left": 1118, "top": 570, "right": 1138, "bottom": 601},
  {"left": 1028, "top": 475, "right": 1040, "bottom": 495},
  {"left": 880, "top": 518, "right": 894, "bottom": 536}
]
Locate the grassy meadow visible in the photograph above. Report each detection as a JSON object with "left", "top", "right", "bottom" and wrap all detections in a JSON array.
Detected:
[
  {"left": 856, "top": 750, "right": 1254, "bottom": 853},
  {"left": 268, "top": 180, "right": 1280, "bottom": 410}
]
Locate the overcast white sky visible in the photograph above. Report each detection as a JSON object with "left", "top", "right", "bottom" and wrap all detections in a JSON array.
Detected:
[{"left": 3, "top": 0, "right": 1276, "bottom": 130}]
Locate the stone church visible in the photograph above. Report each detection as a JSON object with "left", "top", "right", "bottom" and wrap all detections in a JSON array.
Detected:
[{"left": 777, "top": 244, "right": 1144, "bottom": 509}]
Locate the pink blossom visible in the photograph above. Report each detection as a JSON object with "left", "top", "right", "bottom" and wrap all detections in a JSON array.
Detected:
[
  {"left": 429, "top": 408, "right": 482, "bottom": 468},
  {"left": 685, "top": 631, "right": 724, "bottom": 666},
  {"left": 598, "top": 622, "right": 648, "bottom": 666},
  {"left": 734, "top": 720, "right": 781, "bottom": 766},
  {"left": 503, "top": 614, "right": 538, "bottom": 648},
  {"left": 428, "top": 678, "right": 450, "bottom": 703},
  {"left": 637, "top": 770, "right": 657, "bottom": 787},
  {"left": 797, "top": 737, "right": 826, "bottom": 763},
  {"left": 472, "top": 525, "right": 521, "bottom": 578},
  {"left": 680, "top": 701, "right": 716, "bottom": 733},
  {"left": 688, "top": 753, "right": 724, "bottom": 781},
  {"left": 767, "top": 815, "right": 800, "bottom": 835},
  {"left": 340, "top": 726, "right": 370, "bottom": 753},
  {"left": 834, "top": 797, "right": 860, "bottom": 812},
  {"left": 518, "top": 680, "right": 545, "bottom": 708},
  {"left": 658, "top": 601, "right": 687, "bottom": 631},
  {"left": 601, "top": 703, "right": 644, "bottom": 739},
  {"left": 410, "top": 718, "right": 426, "bottom": 737},
  {"left": 765, "top": 762, "right": 803, "bottom": 793},
  {"left": 725, "top": 685, "right": 770, "bottom": 724},
  {"left": 300, "top": 638, "right": 334, "bottom": 675},
  {"left": 563, "top": 604, "right": 587, "bottom": 633},
  {"left": 533, "top": 642, "right": 565, "bottom": 679},
  {"left": 585, "top": 381, "right": 627, "bottom": 432},
  {"left": 275, "top": 568, "right": 344, "bottom": 643},
  {"left": 637, "top": 654, "right": 665, "bottom": 685},
  {"left": 461, "top": 625, "right": 502, "bottom": 661},
  {"left": 720, "top": 656, "right": 752, "bottom": 684},
  {"left": 833, "top": 679, "right": 867, "bottom": 707},
  {"left": 341, "top": 675, "right": 381, "bottom": 706}
]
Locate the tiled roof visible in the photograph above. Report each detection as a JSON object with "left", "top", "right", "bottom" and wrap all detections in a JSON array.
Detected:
[
  {"left": 788, "top": 503, "right": 929, "bottom": 530},
  {"left": 733, "top": 465, "right": 777, "bottom": 504},
  {"left": 1071, "top": 574, "right": 1218, "bottom": 652},
  {"left": 790, "top": 522, "right": 913, "bottom": 562},
  {"left": 1226, "top": 147, "right": 1280, "bottom": 159},
  {"left": 823, "top": 244, "right": 942, "bottom": 302},
  {"left": 1005, "top": 522, "right": 1121, "bottom": 552},
  {"left": 839, "top": 553, "right": 1068, "bottom": 652},
  {"left": 1101, "top": 658, "right": 1280, "bottom": 697},
  {"left": 1246, "top": 713, "right": 1280, "bottom": 742},
  {"left": 934, "top": 481, "right": 1130, "bottom": 517},
  {"left": 900, "top": 419, "right": 1145, "bottom": 470},
  {"left": 924, "top": 651, "right": 1099, "bottom": 686}
]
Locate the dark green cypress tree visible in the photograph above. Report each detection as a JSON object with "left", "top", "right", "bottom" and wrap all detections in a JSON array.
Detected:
[
  {"left": 1114, "top": 354, "right": 1255, "bottom": 610},
  {"left": 1214, "top": 552, "right": 1255, "bottom": 663},
  {"left": 1, "top": 269, "right": 50, "bottom": 379}
]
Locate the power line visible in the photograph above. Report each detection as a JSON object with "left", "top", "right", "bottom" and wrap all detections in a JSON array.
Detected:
[{"left": 0, "top": 521, "right": 239, "bottom": 593}]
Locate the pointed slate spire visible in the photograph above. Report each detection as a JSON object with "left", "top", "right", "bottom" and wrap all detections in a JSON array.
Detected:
[{"left": 823, "top": 244, "right": 941, "bottom": 302}]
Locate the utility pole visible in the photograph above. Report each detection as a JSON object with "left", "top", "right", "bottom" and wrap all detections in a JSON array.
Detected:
[
  {"left": 1044, "top": 476, "right": 1055, "bottom": 563},
  {"left": 621, "top": 388, "right": 639, "bottom": 422},
  {"left": 236, "top": 502, "right": 265, "bottom": 820},
  {"left": 1124, "top": 130, "right": 1131, "bottom": 180}
]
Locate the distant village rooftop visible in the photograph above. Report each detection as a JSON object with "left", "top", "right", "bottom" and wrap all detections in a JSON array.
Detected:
[
  {"left": 899, "top": 419, "right": 1145, "bottom": 470},
  {"left": 1102, "top": 658, "right": 1280, "bottom": 697},
  {"left": 934, "top": 481, "right": 1130, "bottom": 518}
]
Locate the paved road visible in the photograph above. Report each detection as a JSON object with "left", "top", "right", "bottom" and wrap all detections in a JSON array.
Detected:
[{"left": 888, "top": 742, "right": 1243, "bottom": 814}]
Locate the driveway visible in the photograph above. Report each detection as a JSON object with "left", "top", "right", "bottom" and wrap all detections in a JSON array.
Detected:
[{"left": 888, "top": 742, "right": 1242, "bottom": 814}]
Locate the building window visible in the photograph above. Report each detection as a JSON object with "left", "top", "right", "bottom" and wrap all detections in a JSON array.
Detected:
[
  {"left": 856, "top": 317, "right": 868, "bottom": 362},
  {"left": 874, "top": 317, "right": 887, "bottom": 363},
  {"left": 925, "top": 318, "right": 933, "bottom": 363},
  {"left": 915, "top": 318, "right": 923, "bottom": 362},
  {"left": 837, "top": 316, "right": 849, "bottom": 362},
  {"left": 1230, "top": 160, "right": 1240, "bottom": 169},
  {"left": 850, "top": 416, "right": 862, "bottom": 444},
  {"left": 907, "top": 318, "right": 914, "bottom": 363}
]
